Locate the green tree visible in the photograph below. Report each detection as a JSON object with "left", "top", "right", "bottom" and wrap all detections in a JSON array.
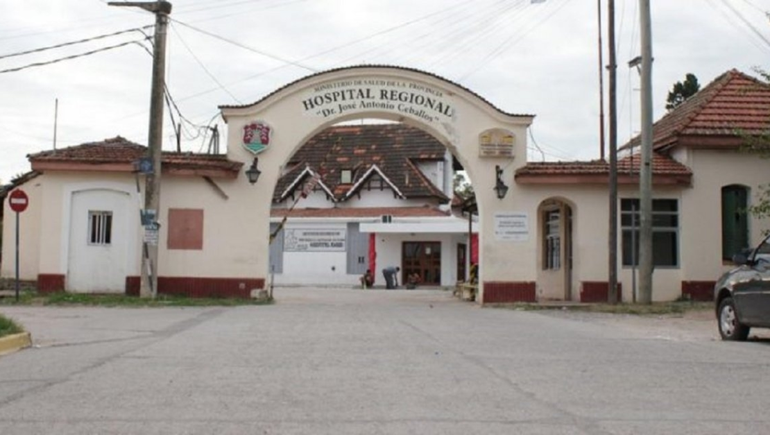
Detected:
[
  {"left": 453, "top": 172, "right": 474, "bottom": 200},
  {"left": 741, "top": 69, "right": 770, "bottom": 228},
  {"left": 666, "top": 73, "right": 700, "bottom": 110}
]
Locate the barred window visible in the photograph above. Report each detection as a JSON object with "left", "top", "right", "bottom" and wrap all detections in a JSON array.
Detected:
[
  {"left": 88, "top": 211, "right": 113, "bottom": 246},
  {"left": 621, "top": 199, "right": 679, "bottom": 267}
]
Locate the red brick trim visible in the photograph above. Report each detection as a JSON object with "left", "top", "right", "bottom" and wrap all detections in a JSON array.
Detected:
[
  {"left": 37, "top": 274, "right": 65, "bottom": 294},
  {"left": 580, "top": 281, "right": 622, "bottom": 303},
  {"left": 482, "top": 281, "right": 536, "bottom": 303},
  {"left": 124, "top": 276, "right": 264, "bottom": 298},
  {"left": 681, "top": 281, "right": 715, "bottom": 302}
]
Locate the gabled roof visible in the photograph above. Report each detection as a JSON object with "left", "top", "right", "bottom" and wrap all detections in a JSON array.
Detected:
[
  {"left": 515, "top": 152, "right": 692, "bottom": 186},
  {"left": 28, "top": 136, "right": 243, "bottom": 178},
  {"left": 276, "top": 164, "right": 335, "bottom": 201},
  {"left": 274, "top": 124, "right": 450, "bottom": 203},
  {"left": 622, "top": 69, "right": 770, "bottom": 152}
]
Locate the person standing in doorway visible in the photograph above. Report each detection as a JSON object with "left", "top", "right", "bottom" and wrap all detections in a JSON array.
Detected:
[{"left": 382, "top": 266, "right": 400, "bottom": 289}]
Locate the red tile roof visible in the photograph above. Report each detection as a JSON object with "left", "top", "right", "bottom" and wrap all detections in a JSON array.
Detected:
[
  {"left": 515, "top": 152, "right": 692, "bottom": 185},
  {"left": 271, "top": 206, "right": 450, "bottom": 218},
  {"left": 623, "top": 69, "right": 770, "bottom": 151},
  {"left": 28, "top": 136, "right": 243, "bottom": 177},
  {"left": 274, "top": 124, "right": 450, "bottom": 203}
]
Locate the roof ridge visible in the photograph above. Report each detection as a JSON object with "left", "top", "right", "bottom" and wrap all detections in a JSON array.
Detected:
[{"left": 404, "top": 158, "right": 449, "bottom": 201}]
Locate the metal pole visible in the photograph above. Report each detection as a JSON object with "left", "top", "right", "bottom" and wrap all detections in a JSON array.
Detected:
[
  {"left": 597, "top": 0, "right": 606, "bottom": 161},
  {"left": 607, "top": 0, "right": 619, "bottom": 304},
  {"left": 110, "top": 1, "right": 172, "bottom": 299},
  {"left": 15, "top": 211, "right": 19, "bottom": 302},
  {"left": 638, "top": 0, "right": 654, "bottom": 304}
]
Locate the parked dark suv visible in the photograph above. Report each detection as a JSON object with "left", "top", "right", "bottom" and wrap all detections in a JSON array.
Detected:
[{"left": 715, "top": 235, "right": 770, "bottom": 341}]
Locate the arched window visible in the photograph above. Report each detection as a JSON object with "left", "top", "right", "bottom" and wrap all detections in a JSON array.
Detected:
[{"left": 721, "top": 185, "right": 749, "bottom": 260}]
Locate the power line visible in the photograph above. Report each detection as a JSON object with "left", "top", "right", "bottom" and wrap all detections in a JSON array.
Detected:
[
  {"left": 458, "top": 0, "right": 573, "bottom": 81},
  {"left": 0, "top": 40, "right": 149, "bottom": 74},
  {"left": 719, "top": 0, "right": 770, "bottom": 49},
  {"left": 171, "top": 19, "right": 317, "bottom": 72},
  {"left": 0, "top": 26, "right": 152, "bottom": 60},
  {"left": 170, "top": 23, "right": 241, "bottom": 103}
]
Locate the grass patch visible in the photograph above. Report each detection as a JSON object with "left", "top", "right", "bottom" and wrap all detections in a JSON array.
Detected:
[
  {"left": 0, "top": 314, "right": 23, "bottom": 338},
  {"left": 490, "top": 301, "right": 712, "bottom": 315},
  {"left": 1, "top": 292, "right": 272, "bottom": 307}
]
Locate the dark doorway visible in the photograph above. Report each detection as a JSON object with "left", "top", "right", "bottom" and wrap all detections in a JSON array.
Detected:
[
  {"left": 403, "top": 242, "right": 441, "bottom": 285},
  {"left": 457, "top": 243, "right": 467, "bottom": 282}
]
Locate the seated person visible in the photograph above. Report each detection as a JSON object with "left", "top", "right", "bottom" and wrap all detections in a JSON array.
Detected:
[
  {"left": 360, "top": 269, "right": 374, "bottom": 288},
  {"left": 406, "top": 272, "right": 421, "bottom": 289}
]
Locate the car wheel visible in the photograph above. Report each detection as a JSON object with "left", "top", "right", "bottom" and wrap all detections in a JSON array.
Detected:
[{"left": 718, "top": 297, "right": 749, "bottom": 341}]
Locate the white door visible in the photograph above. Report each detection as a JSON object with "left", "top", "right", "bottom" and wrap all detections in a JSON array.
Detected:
[{"left": 67, "top": 189, "right": 131, "bottom": 293}]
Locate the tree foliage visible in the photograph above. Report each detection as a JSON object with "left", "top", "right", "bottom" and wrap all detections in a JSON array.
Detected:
[
  {"left": 742, "top": 68, "right": 770, "bottom": 226},
  {"left": 453, "top": 172, "right": 474, "bottom": 200},
  {"left": 666, "top": 73, "right": 700, "bottom": 110}
]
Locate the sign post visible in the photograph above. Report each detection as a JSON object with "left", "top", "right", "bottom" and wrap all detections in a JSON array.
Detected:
[{"left": 9, "top": 189, "right": 29, "bottom": 302}]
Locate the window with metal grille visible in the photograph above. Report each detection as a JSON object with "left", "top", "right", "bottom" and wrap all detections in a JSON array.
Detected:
[
  {"left": 621, "top": 199, "right": 679, "bottom": 267},
  {"left": 88, "top": 211, "right": 113, "bottom": 245},
  {"left": 544, "top": 209, "right": 560, "bottom": 270}
]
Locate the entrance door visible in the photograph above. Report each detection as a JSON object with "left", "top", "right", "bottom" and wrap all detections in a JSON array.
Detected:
[
  {"left": 68, "top": 189, "right": 131, "bottom": 293},
  {"left": 457, "top": 243, "right": 467, "bottom": 282},
  {"left": 403, "top": 242, "right": 441, "bottom": 285}
]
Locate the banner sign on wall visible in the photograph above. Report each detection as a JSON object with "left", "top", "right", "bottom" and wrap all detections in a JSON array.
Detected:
[
  {"left": 301, "top": 77, "right": 457, "bottom": 138},
  {"left": 494, "top": 212, "right": 529, "bottom": 242},
  {"left": 284, "top": 228, "right": 346, "bottom": 252}
]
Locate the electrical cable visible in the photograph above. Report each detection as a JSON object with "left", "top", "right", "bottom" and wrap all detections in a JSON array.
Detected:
[
  {"left": 329, "top": 0, "right": 509, "bottom": 69},
  {"left": 458, "top": 0, "right": 573, "bottom": 81},
  {"left": 170, "top": 0, "right": 479, "bottom": 103},
  {"left": 170, "top": 23, "right": 241, "bottom": 103},
  {"left": 0, "top": 40, "right": 149, "bottom": 74},
  {"left": 0, "top": 26, "right": 152, "bottom": 60},
  {"left": 719, "top": 0, "right": 770, "bottom": 49},
  {"left": 171, "top": 19, "right": 317, "bottom": 72},
  {"left": 182, "top": 0, "right": 309, "bottom": 25}
]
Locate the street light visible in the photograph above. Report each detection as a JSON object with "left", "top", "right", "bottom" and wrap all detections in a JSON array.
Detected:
[
  {"left": 245, "top": 157, "right": 261, "bottom": 184},
  {"left": 494, "top": 165, "right": 508, "bottom": 199}
]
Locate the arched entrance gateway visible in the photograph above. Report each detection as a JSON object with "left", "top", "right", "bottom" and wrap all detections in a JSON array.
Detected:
[{"left": 220, "top": 66, "right": 536, "bottom": 304}]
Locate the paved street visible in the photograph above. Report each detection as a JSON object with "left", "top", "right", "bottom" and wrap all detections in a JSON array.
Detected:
[{"left": 1, "top": 288, "right": 769, "bottom": 435}]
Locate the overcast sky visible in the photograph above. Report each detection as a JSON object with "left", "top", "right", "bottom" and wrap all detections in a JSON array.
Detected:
[{"left": 1, "top": 0, "right": 769, "bottom": 184}]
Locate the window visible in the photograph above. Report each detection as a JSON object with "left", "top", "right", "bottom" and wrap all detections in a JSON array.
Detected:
[
  {"left": 88, "top": 211, "right": 113, "bottom": 245},
  {"left": 544, "top": 209, "right": 560, "bottom": 270},
  {"left": 721, "top": 185, "right": 749, "bottom": 260},
  {"left": 340, "top": 169, "right": 352, "bottom": 184},
  {"left": 621, "top": 199, "right": 679, "bottom": 267}
]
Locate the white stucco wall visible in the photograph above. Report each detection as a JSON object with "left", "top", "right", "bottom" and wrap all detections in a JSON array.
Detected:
[{"left": 681, "top": 149, "right": 770, "bottom": 277}]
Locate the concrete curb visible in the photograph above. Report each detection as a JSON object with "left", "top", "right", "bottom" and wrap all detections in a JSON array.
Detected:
[{"left": 0, "top": 332, "right": 32, "bottom": 356}]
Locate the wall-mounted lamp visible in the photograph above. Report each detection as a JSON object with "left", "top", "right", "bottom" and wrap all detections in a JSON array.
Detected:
[
  {"left": 494, "top": 165, "right": 508, "bottom": 199},
  {"left": 245, "top": 157, "right": 262, "bottom": 185}
]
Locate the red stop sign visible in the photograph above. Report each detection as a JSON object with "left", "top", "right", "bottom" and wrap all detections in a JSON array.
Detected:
[{"left": 8, "top": 189, "right": 28, "bottom": 213}]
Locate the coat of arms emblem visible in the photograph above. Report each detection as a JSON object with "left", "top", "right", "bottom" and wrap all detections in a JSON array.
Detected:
[{"left": 242, "top": 121, "right": 272, "bottom": 154}]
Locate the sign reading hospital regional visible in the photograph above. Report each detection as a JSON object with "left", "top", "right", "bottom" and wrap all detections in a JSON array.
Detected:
[
  {"left": 284, "top": 228, "right": 346, "bottom": 252},
  {"left": 301, "top": 78, "right": 457, "bottom": 133},
  {"left": 494, "top": 212, "right": 529, "bottom": 242}
]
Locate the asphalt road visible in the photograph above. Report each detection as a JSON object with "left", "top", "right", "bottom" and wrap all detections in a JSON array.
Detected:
[{"left": 1, "top": 288, "right": 769, "bottom": 435}]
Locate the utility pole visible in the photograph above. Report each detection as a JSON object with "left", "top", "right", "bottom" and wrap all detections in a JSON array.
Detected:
[
  {"left": 607, "top": 0, "right": 619, "bottom": 304},
  {"left": 109, "top": 1, "right": 172, "bottom": 298},
  {"left": 638, "top": 0, "right": 654, "bottom": 304}
]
